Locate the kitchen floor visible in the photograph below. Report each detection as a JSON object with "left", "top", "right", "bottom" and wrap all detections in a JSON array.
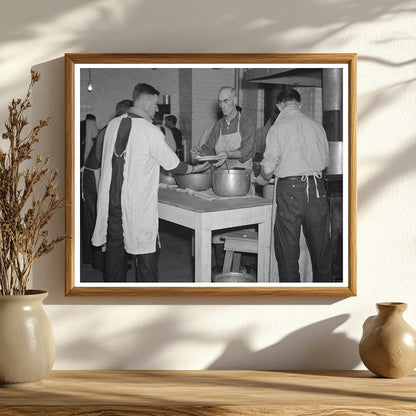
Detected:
[{"left": 81, "top": 220, "right": 256, "bottom": 283}]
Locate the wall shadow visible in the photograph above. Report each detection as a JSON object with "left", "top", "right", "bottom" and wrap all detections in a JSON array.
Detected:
[
  {"left": 0, "top": 0, "right": 413, "bottom": 56},
  {"left": 54, "top": 309, "right": 213, "bottom": 369},
  {"left": 53, "top": 310, "right": 359, "bottom": 371},
  {"left": 0, "top": 0, "right": 414, "bottom": 98},
  {"left": 207, "top": 314, "right": 360, "bottom": 370},
  {"left": 30, "top": 56, "right": 67, "bottom": 303},
  {"left": 359, "top": 138, "right": 416, "bottom": 209}
]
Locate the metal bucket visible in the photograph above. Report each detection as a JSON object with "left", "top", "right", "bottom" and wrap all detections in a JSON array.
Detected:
[
  {"left": 262, "top": 180, "right": 275, "bottom": 202},
  {"left": 213, "top": 272, "right": 256, "bottom": 283},
  {"left": 327, "top": 141, "right": 343, "bottom": 174}
]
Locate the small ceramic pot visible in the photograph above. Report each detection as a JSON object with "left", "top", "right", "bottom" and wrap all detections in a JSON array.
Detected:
[
  {"left": 359, "top": 302, "right": 416, "bottom": 378},
  {"left": 0, "top": 290, "right": 55, "bottom": 387}
]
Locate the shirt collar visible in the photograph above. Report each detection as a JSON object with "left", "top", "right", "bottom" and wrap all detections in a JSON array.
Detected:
[
  {"left": 278, "top": 102, "right": 301, "bottom": 120},
  {"left": 128, "top": 106, "right": 152, "bottom": 122},
  {"left": 224, "top": 110, "right": 239, "bottom": 125}
]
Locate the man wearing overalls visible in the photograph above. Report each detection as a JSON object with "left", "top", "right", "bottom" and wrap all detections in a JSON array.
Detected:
[{"left": 260, "top": 88, "right": 332, "bottom": 283}]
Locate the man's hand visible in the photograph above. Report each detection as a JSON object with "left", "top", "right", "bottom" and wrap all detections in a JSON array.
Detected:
[
  {"left": 261, "top": 165, "right": 274, "bottom": 181},
  {"left": 191, "top": 161, "right": 210, "bottom": 173},
  {"left": 213, "top": 151, "right": 227, "bottom": 167},
  {"left": 252, "top": 172, "right": 269, "bottom": 186},
  {"left": 190, "top": 146, "right": 202, "bottom": 159}
]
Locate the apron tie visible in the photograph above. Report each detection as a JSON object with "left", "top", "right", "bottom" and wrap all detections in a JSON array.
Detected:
[
  {"left": 80, "top": 166, "right": 85, "bottom": 201},
  {"left": 301, "top": 172, "right": 322, "bottom": 202}
]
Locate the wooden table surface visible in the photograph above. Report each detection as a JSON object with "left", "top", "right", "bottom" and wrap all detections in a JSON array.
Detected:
[
  {"left": 1, "top": 370, "right": 415, "bottom": 415},
  {"left": 158, "top": 187, "right": 272, "bottom": 213}
]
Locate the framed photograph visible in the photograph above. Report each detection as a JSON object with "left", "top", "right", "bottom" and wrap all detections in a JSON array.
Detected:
[{"left": 65, "top": 53, "right": 356, "bottom": 296}]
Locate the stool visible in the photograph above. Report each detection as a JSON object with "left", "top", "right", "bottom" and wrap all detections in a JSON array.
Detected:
[{"left": 222, "top": 231, "right": 258, "bottom": 273}]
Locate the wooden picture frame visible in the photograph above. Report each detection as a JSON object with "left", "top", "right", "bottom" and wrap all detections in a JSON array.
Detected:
[{"left": 65, "top": 53, "right": 356, "bottom": 296}]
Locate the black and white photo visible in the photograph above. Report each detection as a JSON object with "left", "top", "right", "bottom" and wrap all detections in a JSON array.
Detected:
[{"left": 65, "top": 53, "right": 356, "bottom": 296}]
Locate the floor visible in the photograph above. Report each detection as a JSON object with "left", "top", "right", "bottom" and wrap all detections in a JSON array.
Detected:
[{"left": 81, "top": 220, "right": 257, "bottom": 283}]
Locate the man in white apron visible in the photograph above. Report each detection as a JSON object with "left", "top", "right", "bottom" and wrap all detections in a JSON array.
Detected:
[
  {"left": 192, "top": 86, "right": 255, "bottom": 170},
  {"left": 92, "top": 83, "right": 209, "bottom": 282},
  {"left": 191, "top": 86, "right": 256, "bottom": 272}
]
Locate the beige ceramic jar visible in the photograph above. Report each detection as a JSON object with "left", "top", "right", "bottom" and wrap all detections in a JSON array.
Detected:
[
  {"left": 359, "top": 302, "right": 416, "bottom": 378},
  {"left": 0, "top": 290, "right": 55, "bottom": 387}
]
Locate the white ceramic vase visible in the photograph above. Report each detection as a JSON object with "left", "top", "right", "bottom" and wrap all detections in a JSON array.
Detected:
[{"left": 0, "top": 290, "right": 55, "bottom": 387}]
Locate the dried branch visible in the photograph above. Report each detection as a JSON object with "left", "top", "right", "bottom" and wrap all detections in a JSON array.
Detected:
[{"left": 0, "top": 70, "right": 67, "bottom": 295}]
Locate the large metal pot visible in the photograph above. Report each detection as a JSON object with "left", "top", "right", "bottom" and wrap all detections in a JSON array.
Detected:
[
  {"left": 212, "top": 168, "right": 251, "bottom": 197},
  {"left": 175, "top": 171, "right": 212, "bottom": 191}
]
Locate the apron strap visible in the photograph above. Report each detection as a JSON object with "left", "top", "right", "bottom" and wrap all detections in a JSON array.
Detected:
[{"left": 113, "top": 114, "right": 144, "bottom": 158}]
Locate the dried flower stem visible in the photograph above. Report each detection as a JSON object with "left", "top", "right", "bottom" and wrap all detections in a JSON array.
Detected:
[{"left": 0, "top": 71, "right": 66, "bottom": 295}]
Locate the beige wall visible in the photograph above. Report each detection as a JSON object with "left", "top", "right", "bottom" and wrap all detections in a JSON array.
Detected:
[{"left": 0, "top": 0, "right": 415, "bottom": 370}]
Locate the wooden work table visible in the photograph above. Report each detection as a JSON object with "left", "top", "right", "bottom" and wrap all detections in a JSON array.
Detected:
[
  {"left": 158, "top": 187, "right": 272, "bottom": 283},
  {"left": 1, "top": 370, "right": 415, "bottom": 415}
]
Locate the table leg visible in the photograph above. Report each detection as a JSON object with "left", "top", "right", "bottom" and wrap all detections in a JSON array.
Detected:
[
  {"left": 257, "top": 206, "right": 272, "bottom": 283},
  {"left": 194, "top": 214, "right": 212, "bottom": 283}
]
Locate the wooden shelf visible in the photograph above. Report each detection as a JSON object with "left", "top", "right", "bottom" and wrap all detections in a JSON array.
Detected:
[{"left": 1, "top": 370, "right": 415, "bottom": 415}]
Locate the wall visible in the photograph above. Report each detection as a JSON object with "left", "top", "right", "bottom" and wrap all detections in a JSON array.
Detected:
[
  {"left": 191, "top": 69, "right": 235, "bottom": 144},
  {"left": 80, "top": 68, "right": 180, "bottom": 128},
  {"left": 0, "top": 0, "right": 415, "bottom": 370}
]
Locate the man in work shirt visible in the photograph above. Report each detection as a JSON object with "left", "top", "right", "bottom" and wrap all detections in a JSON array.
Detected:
[
  {"left": 260, "top": 88, "right": 332, "bottom": 283},
  {"left": 191, "top": 86, "right": 255, "bottom": 170},
  {"left": 92, "top": 83, "right": 209, "bottom": 282}
]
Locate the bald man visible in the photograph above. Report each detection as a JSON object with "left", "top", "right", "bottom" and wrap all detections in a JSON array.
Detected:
[{"left": 192, "top": 87, "right": 255, "bottom": 170}]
